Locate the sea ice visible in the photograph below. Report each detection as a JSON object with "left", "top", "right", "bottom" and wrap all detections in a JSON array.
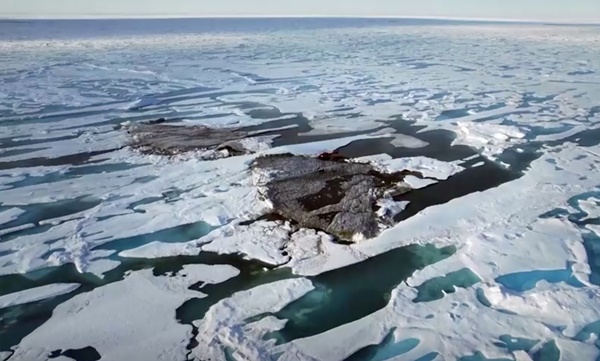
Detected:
[
  {"left": 9, "top": 265, "right": 239, "bottom": 361},
  {"left": 193, "top": 278, "right": 314, "bottom": 361},
  {"left": 455, "top": 121, "right": 526, "bottom": 159},
  {"left": 0, "top": 208, "right": 25, "bottom": 227},
  {"left": 2, "top": 18, "right": 600, "bottom": 361},
  {"left": 403, "top": 175, "right": 438, "bottom": 189},
  {"left": 118, "top": 240, "right": 200, "bottom": 259},
  {"left": 201, "top": 220, "right": 294, "bottom": 266},
  {"left": 366, "top": 156, "right": 464, "bottom": 180},
  {"left": 126, "top": 97, "right": 161, "bottom": 110},
  {"left": 0, "top": 283, "right": 80, "bottom": 309}
]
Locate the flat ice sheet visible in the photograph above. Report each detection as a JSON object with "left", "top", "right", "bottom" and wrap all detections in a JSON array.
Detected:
[{"left": 0, "top": 284, "right": 80, "bottom": 309}]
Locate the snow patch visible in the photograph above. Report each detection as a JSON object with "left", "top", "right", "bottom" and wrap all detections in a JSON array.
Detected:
[{"left": 0, "top": 283, "right": 80, "bottom": 309}]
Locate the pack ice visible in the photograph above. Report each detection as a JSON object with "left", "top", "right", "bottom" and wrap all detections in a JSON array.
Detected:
[{"left": 1, "top": 18, "right": 600, "bottom": 361}]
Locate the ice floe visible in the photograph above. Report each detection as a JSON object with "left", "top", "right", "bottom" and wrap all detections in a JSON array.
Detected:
[
  {"left": 192, "top": 278, "right": 314, "bottom": 361},
  {"left": 126, "top": 97, "right": 161, "bottom": 110},
  {"left": 9, "top": 265, "right": 239, "bottom": 361},
  {"left": 455, "top": 121, "right": 526, "bottom": 160},
  {"left": 369, "top": 155, "right": 464, "bottom": 180},
  {"left": 0, "top": 283, "right": 80, "bottom": 310}
]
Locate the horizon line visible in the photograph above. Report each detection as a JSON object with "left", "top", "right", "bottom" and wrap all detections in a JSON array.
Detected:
[{"left": 1, "top": 15, "right": 599, "bottom": 26}]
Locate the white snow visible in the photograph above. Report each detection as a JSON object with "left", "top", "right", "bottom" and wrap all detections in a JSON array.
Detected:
[
  {"left": 0, "top": 283, "right": 80, "bottom": 309},
  {"left": 579, "top": 197, "right": 600, "bottom": 222},
  {"left": 193, "top": 278, "right": 314, "bottom": 361},
  {"left": 404, "top": 175, "right": 437, "bottom": 189},
  {"left": 201, "top": 220, "right": 294, "bottom": 266},
  {"left": 0, "top": 207, "right": 25, "bottom": 226},
  {"left": 264, "top": 133, "right": 391, "bottom": 157},
  {"left": 366, "top": 155, "right": 464, "bottom": 180},
  {"left": 284, "top": 229, "right": 337, "bottom": 272},
  {"left": 480, "top": 283, "right": 600, "bottom": 337},
  {"left": 9, "top": 265, "right": 239, "bottom": 361},
  {"left": 238, "top": 135, "right": 276, "bottom": 153},
  {"left": 454, "top": 121, "right": 527, "bottom": 159},
  {"left": 2, "top": 19, "right": 600, "bottom": 361},
  {"left": 119, "top": 241, "right": 200, "bottom": 259},
  {"left": 126, "top": 97, "right": 161, "bottom": 110},
  {"left": 369, "top": 128, "right": 429, "bottom": 149}
]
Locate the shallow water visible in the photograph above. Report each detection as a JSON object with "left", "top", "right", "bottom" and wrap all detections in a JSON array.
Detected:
[
  {"left": 266, "top": 244, "right": 456, "bottom": 343},
  {"left": 413, "top": 268, "right": 481, "bottom": 303},
  {"left": 344, "top": 329, "right": 420, "bottom": 361}
]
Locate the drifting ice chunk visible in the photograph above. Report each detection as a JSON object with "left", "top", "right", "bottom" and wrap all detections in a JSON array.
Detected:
[
  {"left": 0, "top": 283, "right": 80, "bottom": 309},
  {"left": 403, "top": 175, "right": 437, "bottom": 189},
  {"left": 455, "top": 121, "right": 526, "bottom": 158},
  {"left": 376, "top": 198, "right": 410, "bottom": 219}
]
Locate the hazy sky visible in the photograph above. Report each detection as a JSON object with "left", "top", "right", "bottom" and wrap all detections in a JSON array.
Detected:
[{"left": 2, "top": 0, "right": 600, "bottom": 23}]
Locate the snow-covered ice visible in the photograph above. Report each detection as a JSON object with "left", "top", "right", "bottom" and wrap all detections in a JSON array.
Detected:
[
  {"left": 193, "top": 278, "right": 314, "bottom": 361},
  {"left": 201, "top": 220, "right": 294, "bottom": 265},
  {"left": 8, "top": 265, "right": 239, "bottom": 361},
  {"left": 0, "top": 284, "right": 80, "bottom": 310},
  {"left": 2, "top": 17, "right": 600, "bottom": 361},
  {"left": 404, "top": 175, "right": 438, "bottom": 189},
  {"left": 367, "top": 155, "right": 464, "bottom": 180}
]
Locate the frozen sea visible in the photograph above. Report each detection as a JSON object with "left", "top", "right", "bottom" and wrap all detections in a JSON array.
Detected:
[{"left": 1, "top": 17, "right": 600, "bottom": 361}]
